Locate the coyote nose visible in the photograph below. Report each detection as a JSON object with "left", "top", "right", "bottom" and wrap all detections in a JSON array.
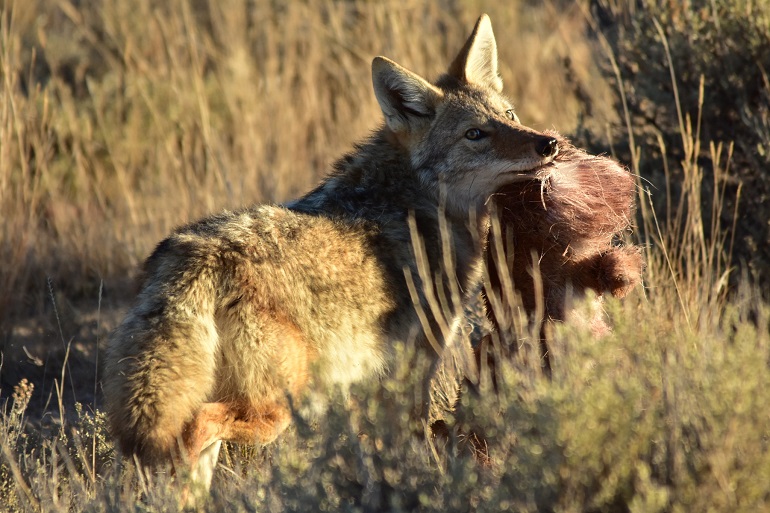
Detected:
[{"left": 535, "top": 137, "right": 558, "bottom": 158}]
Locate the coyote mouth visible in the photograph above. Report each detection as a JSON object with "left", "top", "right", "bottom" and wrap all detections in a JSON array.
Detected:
[
  {"left": 506, "top": 148, "right": 559, "bottom": 176},
  {"left": 507, "top": 158, "right": 557, "bottom": 177}
]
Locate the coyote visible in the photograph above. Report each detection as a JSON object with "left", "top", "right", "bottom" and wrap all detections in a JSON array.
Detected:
[
  {"left": 103, "top": 14, "right": 560, "bottom": 490},
  {"left": 482, "top": 132, "right": 644, "bottom": 370}
]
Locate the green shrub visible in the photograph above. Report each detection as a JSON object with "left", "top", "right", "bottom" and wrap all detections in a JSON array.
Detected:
[{"left": 594, "top": 0, "right": 770, "bottom": 288}]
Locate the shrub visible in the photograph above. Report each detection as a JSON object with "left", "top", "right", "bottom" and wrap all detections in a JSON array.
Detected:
[{"left": 593, "top": 0, "right": 770, "bottom": 289}]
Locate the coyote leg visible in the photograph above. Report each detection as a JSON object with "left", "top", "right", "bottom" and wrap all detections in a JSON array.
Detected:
[
  {"left": 183, "top": 400, "right": 291, "bottom": 468},
  {"left": 179, "top": 400, "right": 292, "bottom": 505},
  {"left": 181, "top": 437, "right": 222, "bottom": 508},
  {"left": 189, "top": 440, "right": 222, "bottom": 495}
]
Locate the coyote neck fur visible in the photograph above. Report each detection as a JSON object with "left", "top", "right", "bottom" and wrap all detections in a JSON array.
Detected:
[{"left": 290, "top": 127, "right": 489, "bottom": 316}]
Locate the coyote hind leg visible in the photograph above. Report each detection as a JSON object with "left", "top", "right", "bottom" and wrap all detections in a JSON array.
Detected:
[
  {"left": 189, "top": 440, "right": 222, "bottom": 496},
  {"left": 182, "top": 400, "right": 292, "bottom": 476},
  {"left": 182, "top": 313, "right": 311, "bottom": 497}
]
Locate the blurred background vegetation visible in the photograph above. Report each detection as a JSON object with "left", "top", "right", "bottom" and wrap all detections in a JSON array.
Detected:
[{"left": 1, "top": 0, "right": 769, "bottom": 511}]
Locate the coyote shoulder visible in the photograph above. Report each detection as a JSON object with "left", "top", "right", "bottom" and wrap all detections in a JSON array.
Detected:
[{"left": 103, "top": 14, "right": 559, "bottom": 489}]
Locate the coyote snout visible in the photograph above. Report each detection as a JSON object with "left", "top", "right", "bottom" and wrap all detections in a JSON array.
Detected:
[
  {"left": 103, "top": 13, "right": 557, "bottom": 497},
  {"left": 502, "top": 128, "right": 559, "bottom": 173}
]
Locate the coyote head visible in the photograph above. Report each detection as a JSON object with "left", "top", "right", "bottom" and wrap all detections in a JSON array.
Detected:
[{"left": 371, "top": 14, "right": 558, "bottom": 218}]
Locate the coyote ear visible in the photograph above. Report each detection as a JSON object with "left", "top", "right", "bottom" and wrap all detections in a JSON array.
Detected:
[
  {"left": 448, "top": 14, "right": 503, "bottom": 92},
  {"left": 372, "top": 56, "right": 443, "bottom": 134}
]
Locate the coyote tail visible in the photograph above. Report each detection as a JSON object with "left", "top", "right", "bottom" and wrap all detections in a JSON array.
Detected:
[{"left": 103, "top": 237, "right": 221, "bottom": 466}]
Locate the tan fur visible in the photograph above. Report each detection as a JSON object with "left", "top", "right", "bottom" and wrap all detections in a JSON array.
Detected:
[
  {"left": 103, "top": 14, "right": 562, "bottom": 491},
  {"left": 483, "top": 132, "right": 644, "bottom": 368}
]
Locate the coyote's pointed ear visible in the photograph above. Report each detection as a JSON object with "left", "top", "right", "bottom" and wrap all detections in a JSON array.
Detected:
[
  {"left": 372, "top": 56, "right": 443, "bottom": 134},
  {"left": 448, "top": 14, "right": 502, "bottom": 92}
]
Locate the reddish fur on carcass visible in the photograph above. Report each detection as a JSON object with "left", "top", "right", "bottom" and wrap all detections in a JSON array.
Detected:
[{"left": 483, "top": 131, "right": 644, "bottom": 367}]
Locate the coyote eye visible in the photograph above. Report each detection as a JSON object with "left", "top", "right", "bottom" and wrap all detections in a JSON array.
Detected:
[
  {"left": 465, "top": 128, "right": 485, "bottom": 140},
  {"left": 505, "top": 109, "right": 520, "bottom": 123}
]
